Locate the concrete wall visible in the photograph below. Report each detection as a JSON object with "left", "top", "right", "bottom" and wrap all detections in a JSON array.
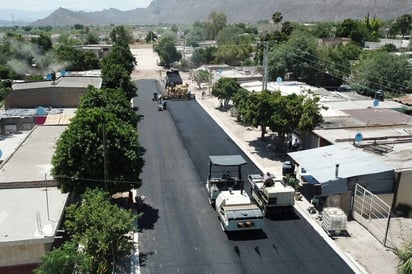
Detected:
[
  {"left": 6, "top": 87, "right": 87, "bottom": 109},
  {"left": 0, "top": 241, "right": 53, "bottom": 267}
]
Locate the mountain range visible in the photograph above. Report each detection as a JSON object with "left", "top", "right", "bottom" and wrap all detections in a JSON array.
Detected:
[{"left": 6, "top": 0, "right": 412, "bottom": 26}]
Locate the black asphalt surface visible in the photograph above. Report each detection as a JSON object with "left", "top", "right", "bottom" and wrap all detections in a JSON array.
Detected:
[{"left": 134, "top": 79, "right": 354, "bottom": 274}]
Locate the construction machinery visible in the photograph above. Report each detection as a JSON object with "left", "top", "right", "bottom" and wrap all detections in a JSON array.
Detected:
[
  {"left": 215, "top": 189, "right": 264, "bottom": 231},
  {"left": 248, "top": 173, "right": 295, "bottom": 216},
  {"left": 165, "top": 69, "right": 189, "bottom": 99},
  {"left": 205, "top": 155, "right": 247, "bottom": 207}
]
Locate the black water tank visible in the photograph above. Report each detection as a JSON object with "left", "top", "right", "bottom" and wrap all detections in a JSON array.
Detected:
[{"left": 374, "top": 90, "right": 384, "bottom": 101}]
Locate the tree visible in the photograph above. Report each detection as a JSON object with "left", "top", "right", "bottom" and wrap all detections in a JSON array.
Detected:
[
  {"left": 191, "top": 47, "right": 217, "bottom": 67},
  {"left": 237, "top": 90, "right": 323, "bottom": 150},
  {"left": 51, "top": 87, "right": 144, "bottom": 194},
  {"left": 317, "top": 43, "right": 353, "bottom": 86},
  {"left": 193, "top": 69, "right": 211, "bottom": 89},
  {"left": 396, "top": 14, "right": 412, "bottom": 37},
  {"left": 54, "top": 45, "right": 100, "bottom": 71},
  {"left": 268, "top": 30, "right": 318, "bottom": 83},
  {"left": 311, "top": 22, "right": 337, "bottom": 38},
  {"left": 110, "top": 25, "right": 133, "bottom": 44},
  {"left": 64, "top": 189, "right": 136, "bottom": 273},
  {"left": 215, "top": 44, "right": 251, "bottom": 66},
  {"left": 35, "top": 242, "right": 91, "bottom": 274},
  {"left": 211, "top": 77, "right": 241, "bottom": 109},
  {"left": 336, "top": 19, "right": 369, "bottom": 45},
  {"left": 272, "top": 12, "right": 283, "bottom": 24},
  {"left": 31, "top": 33, "right": 52, "bottom": 54},
  {"left": 84, "top": 32, "right": 99, "bottom": 44},
  {"left": 145, "top": 31, "right": 158, "bottom": 43},
  {"left": 154, "top": 35, "right": 182, "bottom": 68},
  {"left": 100, "top": 41, "right": 137, "bottom": 99},
  {"left": 208, "top": 11, "right": 227, "bottom": 39},
  {"left": 241, "top": 90, "right": 276, "bottom": 139},
  {"left": 351, "top": 51, "right": 412, "bottom": 96}
]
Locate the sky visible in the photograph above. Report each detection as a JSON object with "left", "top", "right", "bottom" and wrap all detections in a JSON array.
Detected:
[{"left": 0, "top": 0, "right": 153, "bottom": 12}]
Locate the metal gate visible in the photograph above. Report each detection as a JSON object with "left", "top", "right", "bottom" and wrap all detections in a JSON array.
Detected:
[{"left": 352, "top": 184, "right": 393, "bottom": 248}]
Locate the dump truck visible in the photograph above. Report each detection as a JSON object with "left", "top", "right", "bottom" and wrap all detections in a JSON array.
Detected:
[
  {"left": 165, "top": 69, "right": 190, "bottom": 99},
  {"left": 205, "top": 155, "right": 247, "bottom": 207},
  {"left": 216, "top": 189, "right": 264, "bottom": 231},
  {"left": 248, "top": 173, "right": 295, "bottom": 216}
]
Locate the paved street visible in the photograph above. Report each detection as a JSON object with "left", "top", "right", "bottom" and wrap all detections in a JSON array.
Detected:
[{"left": 134, "top": 79, "right": 353, "bottom": 274}]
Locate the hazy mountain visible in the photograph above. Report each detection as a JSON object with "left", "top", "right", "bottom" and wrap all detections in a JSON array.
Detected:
[
  {"left": 25, "top": 0, "right": 412, "bottom": 26},
  {"left": 0, "top": 9, "right": 52, "bottom": 25}
]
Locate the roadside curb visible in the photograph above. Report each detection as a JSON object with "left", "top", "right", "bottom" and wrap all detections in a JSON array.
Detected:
[{"left": 195, "top": 96, "right": 368, "bottom": 274}]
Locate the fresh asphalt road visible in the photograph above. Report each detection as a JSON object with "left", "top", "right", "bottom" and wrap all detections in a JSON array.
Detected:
[{"left": 134, "top": 79, "right": 353, "bottom": 274}]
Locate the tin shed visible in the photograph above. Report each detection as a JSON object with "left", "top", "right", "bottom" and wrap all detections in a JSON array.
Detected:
[{"left": 288, "top": 143, "right": 394, "bottom": 197}]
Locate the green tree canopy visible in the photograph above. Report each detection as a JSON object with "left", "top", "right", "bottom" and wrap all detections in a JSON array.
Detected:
[
  {"left": 234, "top": 89, "right": 323, "bottom": 151},
  {"left": 268, "top": 30, "right": 318, "bottom": 83},
  {"left": 110, "top": 25, "right": 134, "bottom": 44},
  {"left": 208, "top": 11, "right": 227, "bottom": 39},
  {"left": 336, "top": 19, "right": 369, "bottom": 45},
  {"left": 31, "top": 33, "right": 53, "bottom": 54},
  {"left": 191, "top": 47, "right": 217, "bottom": 67},
  {"left": 193, "top": 69, "right": 211, "bottom": 89},
  {"left": 54, "top": 44, "right": 100, "bottom": 71},
  {"left": 154, "top": 35, "right": 182, "bottom": 67},
  {"left": 65, "top": 189, "right": 136, "bottom": 273},
  {"left": 211, "top": 77, "right": 241, "bottom": 109},
  {"left": 351, "top": 51, "right": 412, "bottom": 96},
  {"left": 35, "top": 242, "right": 91, "bottom": 274},
  {"left": 52, "top": 88, "right": 144, "bottom": 194},
  {"left": 395, "top": 14, "right": 412, "bottom": 37},
  {"left": 145, "top": 31, "right": 158, "bottom": 43},
  {"left": 100, "top": 42, "right": 137, "bottom": 99}
]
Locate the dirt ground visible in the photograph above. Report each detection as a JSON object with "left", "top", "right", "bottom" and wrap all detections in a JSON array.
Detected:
[{"left": 130, "top": 43, "right": 412, "bottom": 274}]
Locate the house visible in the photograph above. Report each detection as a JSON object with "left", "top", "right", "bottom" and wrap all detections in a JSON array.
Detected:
[
  {"left": 0, "top": 126, "right": 69, "bottom": 271},
  {"left": 288, "top": 143, "right": 395, "bottom": 213},
  {"left": 6, "top": 75, "right": 102, "bottom": 109},
  {"left": 73, "top": 44, "right": 113, "bottom": 59}
]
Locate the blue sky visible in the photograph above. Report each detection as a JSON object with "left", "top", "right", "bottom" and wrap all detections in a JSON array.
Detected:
[{"left": 0, "top": 0, "right": 153, "bottom": 12}]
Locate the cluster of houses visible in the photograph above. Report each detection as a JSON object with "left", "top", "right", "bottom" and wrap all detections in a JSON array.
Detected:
[{"left": 0, "top": 39, "right": 412, "bottom": 270}]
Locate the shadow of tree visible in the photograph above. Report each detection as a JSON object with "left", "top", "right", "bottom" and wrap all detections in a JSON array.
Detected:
[
  {"left": 138, "top": 251, "right": 155, "bottom": 267},
  {"left": 138, "top": 203, "right": 159, "bottom": 231}
]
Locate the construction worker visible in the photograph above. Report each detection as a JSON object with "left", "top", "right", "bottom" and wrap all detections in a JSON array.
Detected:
[{"left": 263, "top": 172, "right": 274, "bottom": 187}]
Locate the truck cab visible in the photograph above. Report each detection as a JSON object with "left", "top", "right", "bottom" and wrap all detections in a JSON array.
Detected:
[
  {"left": 215, "top": 189, "right": 263, "bottom": 231},
  {"left": 205, "top": 155, "right": 247, "bottom": 207}
]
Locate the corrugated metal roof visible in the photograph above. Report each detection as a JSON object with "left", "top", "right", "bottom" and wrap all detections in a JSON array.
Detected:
[{"left": 288, "top": 143, "right": 393, "bottom": 184}]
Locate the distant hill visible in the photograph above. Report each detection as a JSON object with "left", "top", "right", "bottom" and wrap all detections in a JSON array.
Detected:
[{"left": 30, "top": 0, "right": 412, "bottom": 26}]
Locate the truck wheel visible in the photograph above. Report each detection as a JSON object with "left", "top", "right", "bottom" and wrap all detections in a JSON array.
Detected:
[{"left": 208, "top": 196, "right": 216, "bottom": 209}]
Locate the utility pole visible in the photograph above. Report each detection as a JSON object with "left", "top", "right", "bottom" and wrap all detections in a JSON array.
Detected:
[{"left": 262, "top": 41, "right": 269, "bottom": 91}]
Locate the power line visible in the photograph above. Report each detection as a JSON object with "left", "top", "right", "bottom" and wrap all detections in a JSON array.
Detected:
[{"left": 55, "top": 175, "right": 140, "bottom": 185}]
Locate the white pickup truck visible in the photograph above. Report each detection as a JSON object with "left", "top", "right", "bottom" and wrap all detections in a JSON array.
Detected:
[
  {"left": 215, "top": 189, "right": 264, "bottom": 231},
  {"left": 248, "top": 174, "right": 295, "bottom": 216}
]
